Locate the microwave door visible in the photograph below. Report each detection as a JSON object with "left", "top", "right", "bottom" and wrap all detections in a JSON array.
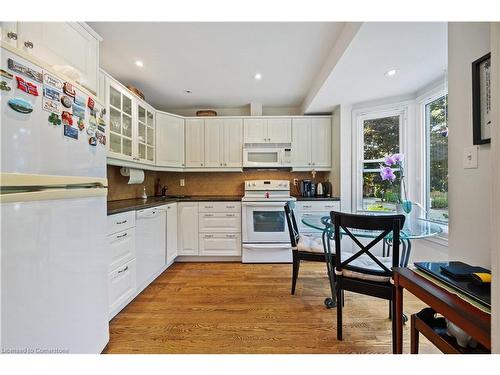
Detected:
[{"left": 244, "top": 149, "right": 281, "bottom": 167}]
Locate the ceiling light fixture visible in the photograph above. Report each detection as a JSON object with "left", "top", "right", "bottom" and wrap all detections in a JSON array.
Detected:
[
  {"left": 385, "top": 69, "right": 397, "bottom": 77},
  {"left": 135, "top": 60, "right": 144, "bottom": 68},
  {"left": 185, "top": 90, "right": 192, "bottom": 94},
  {"left": 254, "top": 73, "right": 262, "bottom": 80}
]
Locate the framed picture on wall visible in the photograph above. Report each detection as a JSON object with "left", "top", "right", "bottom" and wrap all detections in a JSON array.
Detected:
[{"left": 472, "top": 52, "right": 491, "bottom": 145}]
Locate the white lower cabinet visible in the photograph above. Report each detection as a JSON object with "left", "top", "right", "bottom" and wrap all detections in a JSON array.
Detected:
[
  {"left": 295, "top": 201, "right": 340, "bottom": 235},
  {"left": 108, "top": 227, "right": 135, "bottom": 272},
  {"left": 199, "top": 234, "right": 241, "bottom": 256},
  {"left": 198, "top": 212, "right": 241, "bottom": 233},
  {"left": 166, "top": 203, "right": 178, "bottom": 264},
  {"left": 108, "top": 259, "right": 137, "bottom": 316},
  {"left": 177, "top": 202, "right": 199, "bottom": 255}
]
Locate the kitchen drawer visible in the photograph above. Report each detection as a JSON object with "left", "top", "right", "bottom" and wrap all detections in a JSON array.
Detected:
[
  {"left": 295, "top": 201, "right": 340, "bottom": 212},
  {"left": 296, "top": 211, "right": 324, "bottom": 234},
  {"left": 108, "top": 258, "right": 136, "bottom": 314},
  {"left": 199, "top": 212, "right": 241, "bottom": 233},
  {"left": 199, "top": 234, "right": 241, "bottom": 256},
  {"left": 108, "top": 227, "right": 135, "bottom": 272},
  {"left": 198, "top": 202, "right": 241, "bottom": 213},
  {"left": 107, "top": 211, "right": 136, "bottom": 235}
]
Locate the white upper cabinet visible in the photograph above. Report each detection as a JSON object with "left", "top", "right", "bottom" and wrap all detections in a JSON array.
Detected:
[
  {"left": 1, "top": 22, "right": 101, "bottom": 93},
  {"left": 108, "top": 79, "right": 135, "bottom": 161},
  {"left": 292, "top": 117, "right": 331, "bottom": 169},
  {"left": 204, "top": 118, "right": 224, "bottom": 167},
  {"left": 223, "top": 119, "right": 243, "bottom": 167},
  {"left": 185, "top": 119, "right": 205, "bottom": 167},
  {"left": 136, "top": 101, "right": 155, "bottom": 165},
  {"left": 156, "top": 112, "right": 185, "bottom": 168},
  {"left": 243, "top": 118, "right": 291, "bottom": 143},
  {"left": 267, "top": 118, "right": 292, "bottom": 143},
  {"left": 243, "top": 118, "right": 267, "bottom": 143}
]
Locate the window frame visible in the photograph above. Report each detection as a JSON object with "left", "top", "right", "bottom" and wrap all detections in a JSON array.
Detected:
[{"left": 354, "top": 105, "right": 408, "bottom": 212}]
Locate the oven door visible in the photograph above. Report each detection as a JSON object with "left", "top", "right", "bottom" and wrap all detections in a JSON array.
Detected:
[{"left": 242, "top": 201, "right": 290, "bottom": 243}]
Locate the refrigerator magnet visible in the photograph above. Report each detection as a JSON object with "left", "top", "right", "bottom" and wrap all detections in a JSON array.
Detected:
[
  {"left": 43, "top": 72, "right": 62, "bottom": 90},
  {"left": 72, "top": 104, "right": 85, "bottom": 119},
  {"left": 62, "top": 111, "right": 73, "bottom": 126},
  {"left": 61, "top": 95, "right": 72, "bottom": 108},
  {"left": 7, "top": 97, "right": 33, "bottom": 113},
  {"left": 16, "top": 76, "right": 39, "bottom": 96},
  {"left": 7, "top": 58, "right": 43, "bottom": 83},
  {"left": 48, "top": 113, "right": 62, "bottom": 126},
  {"left": 64, "top": 124, "right": 78, "bottom": 140},
  {"left": 62, "top": 82, "right": 76, "bottom": 98},
  {"left": 77, "top": 118, "right": 85, "bottom": 131},
  {"left": 88, "top": 137, "right": 97, "bottom": 146},
  {"left": 42, "top": 97, "right": 61, "bottom": 113},
  {"left": 0, "top": 80, "right": 12, "bottom": 91},
  {"left": 1, "top": 69, "right": 13, "bottom": 80},
  {"left": 43, "top": 87, "right": 60, "bottom": 101},
  {"left": 74, "top": 95, "right": 85, "bottom": 107},
  {"left": 87, "top": 97, "right": 95, "bottom": 110}
]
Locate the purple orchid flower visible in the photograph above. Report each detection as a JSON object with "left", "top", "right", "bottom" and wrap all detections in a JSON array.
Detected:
[
  {"left": 384, "top": 155, "right": 395, "bottom": 166},
  {"left": 392, "top": 153, "right": 404, "bottom": 163},
  {"left": 380, "top": 166, "right": 396, "bottom": 182}
]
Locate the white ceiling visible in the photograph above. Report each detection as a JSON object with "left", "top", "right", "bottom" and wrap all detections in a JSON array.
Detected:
[
  {"left": 89, "top": 22, "right": 345, "bottom": 111},
  {"left": 305, "top": 22, "right": 448, "bottom": 113}
]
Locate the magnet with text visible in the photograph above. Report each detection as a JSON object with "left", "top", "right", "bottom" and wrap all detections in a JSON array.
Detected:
[
  {"left": 16, "top": 76, "right": 39, "bottom": 96},
  {"left": 97, "top": 125, "right": 105, "bottom": 133},
  {"left": 62, "top": 111, "right": 73, "bottom": 126},
  {"left": 87, "top": 97, "right": 95, "bottom": 110},
  {"left": 64, "top": 124, "right": 78, "bottom": 140},
  {"left": 72, "top": 104, "right": 85, "bottom": 119},
  {"left": 96, "top": 131, "right": 106, "bottom": 145},
  {"left": 48, "top": 112, "right": 62, "bottom": 126},
  {"left": 42, "top": 97, "right": 61, "bottom": 113},
  {"left": 77, "top": 118, "right": 85, "bottom": 131},
  {"left": 0, "top": 80, "right": 11, "bottom": 91},
  {"left": 7, "top": 58, "right": 43, "bottom": 83},
  {"left": 61, "top": 95, "right": 72, "bottom": 108},
  {"left": 43, "top": 72, "right": 62, "bottom": 90},
  {"left": 8, "top": 97, "right": 33, "bottom": 113},
  {"left": 74, "top": 95, "right": 85, "bottom": 107},
  {"left": 88, "top": 136, "right": 97, "bottom": 146},
  {"left": 63, "top": 82, "right": 76, "bottom": 97},
  {"left": 1, "top": 69, "right": 13, "bottom": 80},
  {"left": 43, "top": 86, "right": 60, "bottom": 101}
]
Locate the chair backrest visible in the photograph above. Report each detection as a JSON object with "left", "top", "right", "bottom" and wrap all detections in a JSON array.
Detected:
[
  {"left": 284, "top": 201, "right": 300, "bottom": 248},
  {"left": 330, "top": 211, "right": 405, "bottom": 277}
]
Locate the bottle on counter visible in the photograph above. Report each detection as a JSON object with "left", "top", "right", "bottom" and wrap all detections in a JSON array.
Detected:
[{"left": 141, "top": 186, "right": 147, "bottom": 199}]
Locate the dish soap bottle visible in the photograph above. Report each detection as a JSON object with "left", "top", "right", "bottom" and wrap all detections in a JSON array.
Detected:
[{"left": 141, "top": 186, "right": 147, "bottom": 199}]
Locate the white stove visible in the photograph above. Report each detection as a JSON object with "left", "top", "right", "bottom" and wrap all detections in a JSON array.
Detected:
[{"left": 241, "top": 180, "right": 295, "bottom": 263}]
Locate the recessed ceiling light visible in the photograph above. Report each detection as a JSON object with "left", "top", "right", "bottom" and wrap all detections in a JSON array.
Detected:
[
  {"left": 135, "top": 60, "right": 144, "bottom": 68},
  {"left": 254, "top": 73, "right": 262, "bottom": 80},
  {"left": 385, "top": 69, "right": 397, "bottom": 77},
  {"left": 185, "top": 90, "right": 192, "bottom": 94}
]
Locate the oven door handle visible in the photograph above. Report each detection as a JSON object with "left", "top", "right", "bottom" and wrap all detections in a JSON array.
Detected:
[
  {"left": 243, "top": 243, "right": 291, "bottom": 249},
  {"left": 242, "top": 201, "right": 289, "bottom": 207}
]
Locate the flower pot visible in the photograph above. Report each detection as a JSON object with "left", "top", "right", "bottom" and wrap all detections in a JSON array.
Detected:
[{"left": 396, "top": 200, "right": 412, "bottom": 215}]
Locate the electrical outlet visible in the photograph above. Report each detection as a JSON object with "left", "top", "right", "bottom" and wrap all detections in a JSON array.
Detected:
[
  {"left": 293, "top": 178, "right": 298, "bottom": 186},
  {"left": 180, "top": 178, "right": 185, "bottom": 187},
  {"left": 463, "top": 146, "right": 478, "bottom": 169}
]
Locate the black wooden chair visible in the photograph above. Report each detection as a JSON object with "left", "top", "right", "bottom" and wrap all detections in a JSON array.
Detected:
[
  {"left": 284, "top": 201, "right": 336, "bottom": 308},
  {"left": 328, "top": 210, "right": 405, "bottom": 353}
]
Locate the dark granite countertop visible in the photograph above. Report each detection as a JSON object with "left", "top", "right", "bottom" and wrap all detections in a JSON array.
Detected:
[
  {"left": 294, "top": 196, "right": 340, "bottom": 201},
  {"left": 107, "top": 195, "right": 243, "bottom": 215}
]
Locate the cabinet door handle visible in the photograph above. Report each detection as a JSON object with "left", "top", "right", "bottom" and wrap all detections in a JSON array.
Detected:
[
  {"left": 7, "top": 32, "right": 18, "bottom": 40},
  {"left": 116, "top": 232, "right": 128, "bottom": 239},
  {"left": 204, "top": 206, "right": 213, "bottom": 209},
  {"left": 204, "top": 214, "right": 214, "bottom": 217},
  {"left": 117, "top": 266, "right": 129, "bottom": 274},
  {"left": 204, "top": 234, "right": 213, "bottom": 238},
  {"left": 303, "top": 205, "right": 312, "bottom": 208},
  {"left": 224, "top": 163, "right": 227, "bottom": 166},
  {"left": 226, "top": 205, "right": 235, "bottom": 209},
  {"left": 116, "top": 220, "right": 128, "bottom": 225},
  {"left": 226, "top": 234, "right": 236, "bottom": 238},
  {"left": 24, "top": 41, "right": 34, "bottom": 49},
  {"left": 226, "top": 214, "right": 235, "bottom": 217}
]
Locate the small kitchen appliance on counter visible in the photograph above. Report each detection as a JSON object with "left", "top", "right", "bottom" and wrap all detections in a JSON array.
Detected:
[
  {"left": 299, "top": 179, "right": 316, "bottom": 197},
  {"left": 241, "top": 180, "right": 296, "bottom": 263}
]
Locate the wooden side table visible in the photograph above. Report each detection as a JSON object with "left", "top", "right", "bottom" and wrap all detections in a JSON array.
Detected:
[{"left": 393, "top": 267, "right": 491, "bottom": 354}]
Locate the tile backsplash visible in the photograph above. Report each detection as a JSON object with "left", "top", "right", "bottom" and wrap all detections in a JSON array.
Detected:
[{"left": 107, "top": 165, "right": 337, "bottom": 201}]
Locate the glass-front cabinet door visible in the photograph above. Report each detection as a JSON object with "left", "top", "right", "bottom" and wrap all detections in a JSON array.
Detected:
[
  {"left": 136, "top": 102, "right": 155, "bottom": 164},
  {"left": 108, "top": 80, "right": 134, "bottom": 160}
]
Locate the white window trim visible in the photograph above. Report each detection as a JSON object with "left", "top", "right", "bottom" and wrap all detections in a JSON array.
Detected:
[
  {"left": 416, "top": 84, "right": 449, "bottom": 243},
  {"left": 353, "top": 102, "right": 410, "bottom": 212}
]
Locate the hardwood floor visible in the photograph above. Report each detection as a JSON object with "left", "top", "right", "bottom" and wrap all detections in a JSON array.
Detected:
[{"left": 105, "top": 262, "right": 439, "bottom": 354}]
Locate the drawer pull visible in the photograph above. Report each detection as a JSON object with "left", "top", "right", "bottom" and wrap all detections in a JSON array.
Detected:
[
  {"left": 116, "top": 232, "right": 128, "bottom": 239},
  {"left": 204, "top": 206, "right": 213, "bottom": 209},
  {"left": 204, "top": 214, "right": 214, "bottom": 217},
  {"left": 204, "top": 234, "right": 214, "bottom": 238},
  {"left": 226, "top": 205, "right": 235, "bottom": 209},
  {"left": 117, "top": 266, "right": 129, "bottom": 274},
  {"left": 303, "top": 205, "right": 312, "bottom": 208},
  {"left": 226, "top": 234, "right": 236, "bottom": 238},
  {"left": 116, "top": 220, "right": 128, "bottom": 225},
  {"left": 226, "top": 214, "right": 235, "bottom": 217}
]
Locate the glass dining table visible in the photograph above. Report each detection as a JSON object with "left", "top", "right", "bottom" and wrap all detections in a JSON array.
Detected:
[{"left": 301, "top": 213, "right": 443, "bottom": 267}]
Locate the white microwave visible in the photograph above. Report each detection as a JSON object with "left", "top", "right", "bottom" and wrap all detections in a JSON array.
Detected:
[{"left": 243, "top": 147, "right": 292, "bottom": 168}]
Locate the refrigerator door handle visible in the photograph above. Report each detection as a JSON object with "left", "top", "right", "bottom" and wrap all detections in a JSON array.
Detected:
[
  {"left": 0, "top": 187, "right": 108, "bottom": 203},
  {"left": 0, "top": 173, "right": 108, "bottom": 188}
]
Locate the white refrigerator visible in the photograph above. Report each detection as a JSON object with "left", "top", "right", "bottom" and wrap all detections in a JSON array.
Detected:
[{"left": 1, "top": 48, "right": 109, "bottom": 353}]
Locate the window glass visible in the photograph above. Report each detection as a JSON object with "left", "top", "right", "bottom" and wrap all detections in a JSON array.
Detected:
[{"left": 426, "top": 95, "right": 448, "bottom": 223}]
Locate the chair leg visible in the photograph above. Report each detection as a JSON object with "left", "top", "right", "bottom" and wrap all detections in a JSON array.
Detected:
[
  {"left": 391, "top": 288, "right": 398, "bottom": 353},
  {"left": 337, "top": 284, "right": 343, "bottom": 340},
  {"left": 410, "top": 314, "right": 419, "bottom": 354},
  {"left": 291, "top": 255, "right": 300, "bottom": 295}
]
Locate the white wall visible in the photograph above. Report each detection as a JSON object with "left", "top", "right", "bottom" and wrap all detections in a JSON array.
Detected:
[{"left": 448, "top": 23, "right": 491, "bottom": 268}]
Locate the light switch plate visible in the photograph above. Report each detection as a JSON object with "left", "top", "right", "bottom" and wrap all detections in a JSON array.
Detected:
[
  {"left": 180, "top": 178, "right": 185, "bottom": 186},
  {"left": 463, "top": 146, "right": 479, "bottom": 169}
]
